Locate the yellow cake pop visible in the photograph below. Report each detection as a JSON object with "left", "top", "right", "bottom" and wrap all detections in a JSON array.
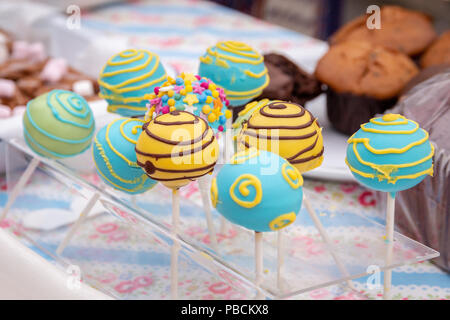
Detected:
[
  {"left": 135, "top": 110, "right": 219, "bottom": 189},
  {"left": 238, "top": 100, "right": 324, "bottom": 173}
]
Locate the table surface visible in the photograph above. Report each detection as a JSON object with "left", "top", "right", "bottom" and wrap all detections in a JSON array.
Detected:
[{"left": 0, "top": 0, "right": 449, "bottom": 300}]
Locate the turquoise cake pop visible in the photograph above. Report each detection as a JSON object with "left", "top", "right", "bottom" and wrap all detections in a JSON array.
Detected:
[
  {"left": 198, "top": 41, "right": 269, "bottom": 107},
  {"left": 93, "top": 118, "right": 157, "bottom": 194},
  {"left": 23, "top": 89, "right": 95, "bottom": 158},
  {"left": 98, "top": 49, "right": 167, "bottom": 117},
  {"left": 345, "top": 113, "right": 434, "bottom": 195},
  {"left": 211, "top": 148, "right": 303, "bottom": 232}
]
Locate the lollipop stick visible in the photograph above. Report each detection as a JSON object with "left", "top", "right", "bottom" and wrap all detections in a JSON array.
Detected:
[
  {"left": 197, "top": 176, "right": 218, "bottom": 250},
  {"left": 383, "top": 192, "right": 396, "bottom": 300},
  {"left": 0, "top": 158, "right": 40, "bottom": 222},
  {"left": 171, "top": 188, "right": 181, "bottom": 300},
  {"left": 277, "top": 230, "right": 285, "bottom": 292},
  {"left": 303, "top": 194, "right": 355, "bottom": 290},
  {"left": 254, "top": 231, "right": 264, "bottom": 300},
  {"left": 56, "top": 192, "right": 100, "bottom": 255}
]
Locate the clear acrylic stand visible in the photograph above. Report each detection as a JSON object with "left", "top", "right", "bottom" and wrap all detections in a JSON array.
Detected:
[{"left": 1, "top": 138, "right": 440, "bottom": 299}]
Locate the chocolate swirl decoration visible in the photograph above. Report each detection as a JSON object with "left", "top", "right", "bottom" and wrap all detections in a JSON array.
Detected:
[
  {"left": 239, "top": 101, "right": 324, "bottom": 173},
  {"left": 135, "top": 110, "right": 219, "bottom": 189}
]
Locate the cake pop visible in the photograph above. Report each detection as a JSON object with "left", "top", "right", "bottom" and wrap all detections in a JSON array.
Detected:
[
  {"left": 212, "top": 148, "right": 303, "bottom": 297},
  {"left": 23, "top": 89, "right": 95, "bottom": 158},
  {"left": 145, "top": 73, "right": 232, "bottom": 133},
  {"left": 345, "top": 113, "right": 434, "bottom": 299},
  {"left": 98, "top": 49, "right": 167, "bottom": 117},
  {"left": 238, "top": 100, "right": 324, "bottom": 172},
  {"left": 237, "top": 99, "right": 354, "bottom": 291},
  {"left": 198, "top": 41, "right": 269, "bottom": 107},
  {"left": 93, "top": 118, "right": 157, "bottom": 194},
  {"left": 135, "top": 110, "right": 219, "bottom": 299}
]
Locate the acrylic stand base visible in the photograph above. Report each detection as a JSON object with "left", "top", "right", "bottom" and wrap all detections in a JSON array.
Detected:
[{"left": 1, "top": 138, "right": 440, "bottom": 299}]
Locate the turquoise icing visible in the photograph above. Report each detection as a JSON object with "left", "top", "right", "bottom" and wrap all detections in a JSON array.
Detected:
[
  {"left": 346, "top": 115, "right": 434, "bottom": 193},
  {"left": 213, "top": 150, "right": 303, "bottom": 232},
  {"left": 99, "top": 49, "right": 167, "bottom": 117},
  {"left": 92, "top": 118, "right": 157, "bottom": 194},
  {"left": 23, "top": 90, "right": 95, "bottom": 159},
  {"left": 198, "top": 41, "right": 269, "bottom": 107}
]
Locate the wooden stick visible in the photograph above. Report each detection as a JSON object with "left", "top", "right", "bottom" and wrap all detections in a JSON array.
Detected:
[
  {"left": 383, "top": 192, "right": 396, "bottom": 300},
  {"left": 0, "top": 158, "right": 40, "bottom": 222},
  {"left": 277, "top": 230, "right": 284, "bottom": 292},
  {"left": 56, "top": 192, "right": 101, "bottom": 255},
  {"left": 303, "top": 194, "right": 356, "bottom": 290},
  {"left": 170, "top": 188, "right": 180, "bottom": 300},
  {"left": 255, "top": 231, "right": 264, "bottom": 300},
  {"left": 197, "top": 176, "right": 218, "bottom": 250}
]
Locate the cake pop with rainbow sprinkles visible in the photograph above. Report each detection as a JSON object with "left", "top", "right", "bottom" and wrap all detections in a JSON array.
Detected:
[
  {"left": 93, "top": 118, "right": 157, "bottom": 194},
  {"left": 145, "top": 73, "right": 232, "bottom": 133},
  {"left": 198, "top": 41, "right": 269, "bottom": 107},
  {"left": 98, "top": 49, "right": 167, "bottom": 117}
]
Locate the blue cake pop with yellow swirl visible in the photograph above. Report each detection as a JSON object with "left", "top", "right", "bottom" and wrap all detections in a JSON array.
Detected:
[
  {"left": 98, "top": 49, "right": 167, "bottom": 117},
  {"left": 346, "top": 114, "right": 434, "bottom": 195},
  {"left": 23, "top": 89, "right": 95, "bottom": 158},
  {"left": 93, "top": 118, "right": 157, "bottom": 194},
  {"left": 211, "top": 148, "right": 303, "bottom": 232},
  {"left": 198, "top": 41, "right": 269, "bottom": 107}
]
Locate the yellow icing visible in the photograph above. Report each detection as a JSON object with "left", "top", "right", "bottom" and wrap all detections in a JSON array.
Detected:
[
  {"left": 345, "top": 158, "right": 434, "bottom": 184},
  {"left": 361, "top": 119, "right": 419, "bottom": 134},
  {"left": 348, "top": 130, "right": 429, "bottom": 154},
  {"left": 223, "top": 75, "right": 270, "bottom": 97},
  {"left": 229, "top": 174, "right": 262, "bottom": 208},
  {"left": 269, "top": 212, "right": 297, "bottom": 231},
  {"left": 244, "top": 67, "right": 268, "bottom": 79},
  {"left": 382, "top": 113, "right": 403, "bottom": 122},
  {"left": 230, "top": 148, "right": 260, "bottom": 165},
  {"left": 350, "top": 142, "right": 435, "bottom": 179},
  {"left": 199, "top": 55, "right": 213, "bottom": 65},
  {"left": 106, "top": 118, "right": 142, "bottom": 167},
  {"left": 281, "top": 163, "right": 303, "bottom": 189}
]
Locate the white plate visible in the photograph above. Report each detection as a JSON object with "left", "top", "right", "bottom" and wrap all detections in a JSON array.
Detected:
[{"left": 303, "top": 94, "right": 355, "bottom": 182}]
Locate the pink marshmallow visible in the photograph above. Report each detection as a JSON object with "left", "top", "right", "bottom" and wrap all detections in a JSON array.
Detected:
[
  {"left": 11, "top": 41, "right": 30, "bottom": 60},
  {"left": 40, "top": 58, "right": 68, "bottom": 83},
  {"left": 12, "top": 105, "right": 26, "bottom": 117},
  {"left": 0, "top": 79, "right": 16, "bottom": 98},
  {"left": 28, "top": 42, "right": 47, "bottom": 62},
  {"left": 0, "top": 104, "right": 11, "bottom": 118}
]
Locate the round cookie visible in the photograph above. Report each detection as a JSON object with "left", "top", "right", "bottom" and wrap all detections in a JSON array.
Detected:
[
  {"left": 98, "top": 49, "right": 167, "bottom": 117},
  {"left": 346, "top": 114, "right": 434, "bottom": 193},
  {"left": 198, "top": 41, "right": 269, "bottom": 107},
  {"left": 23, "top": 89, "right": 95, "bottom": 158},
  {"left": 93, "top": 118, "right": 157, "bottom": 194},
  {"left": 135, "top": 111, "right": 219, "bottom": 189},
  {"left": 146, "top": 73, "right": 232, "bottom": 133},
  {"left": 211, "top": 148, "right": 303, "bottom": 232},
  {"left": 238, "top": 100, "right": 324, "bottom": 173},
  {"left": 420, "top": 31, "right": 450, "bottom": 68}
]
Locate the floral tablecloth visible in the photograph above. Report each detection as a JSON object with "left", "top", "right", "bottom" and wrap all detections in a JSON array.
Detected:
[{"left": 1, "top": 0, "right": 449, "bottom": 300}]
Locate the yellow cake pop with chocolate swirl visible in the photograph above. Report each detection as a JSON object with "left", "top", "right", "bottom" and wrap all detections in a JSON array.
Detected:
[
  {"left": 238, "top": 100, "right": 324, "bottom": 173},
  {"left": 135, "top": 110, "right": 219, "bottom": 189}
]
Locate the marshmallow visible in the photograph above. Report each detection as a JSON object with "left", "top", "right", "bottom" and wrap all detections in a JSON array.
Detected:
[
  {"left": 0, "top": 43, "right": 8, "bottom": 65},
  {"left": 28, "top": 42, "right": 47, "bottom": 62},
  {"left": 12, "top": 105, "right": 26, "bottom": 117},
  {"left": 11, "top": 41, "right": 29, "bottom": 60},
  {"left": 72, "top": 79, "right": 94, "bottom": 97},
  {"left": 0, "top": 79, "right": 16, "bottom": 98},
  {"left": 40, "top": 58, "right": 68, "bottom": 83},
  {"left": 0, "top": 104, "right": 11, "bottom": 118}
]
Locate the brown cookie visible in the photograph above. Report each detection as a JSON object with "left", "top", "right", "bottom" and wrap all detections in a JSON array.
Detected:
[{"left": 420, "top": 31, "right": 450, "bottom": 68}]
